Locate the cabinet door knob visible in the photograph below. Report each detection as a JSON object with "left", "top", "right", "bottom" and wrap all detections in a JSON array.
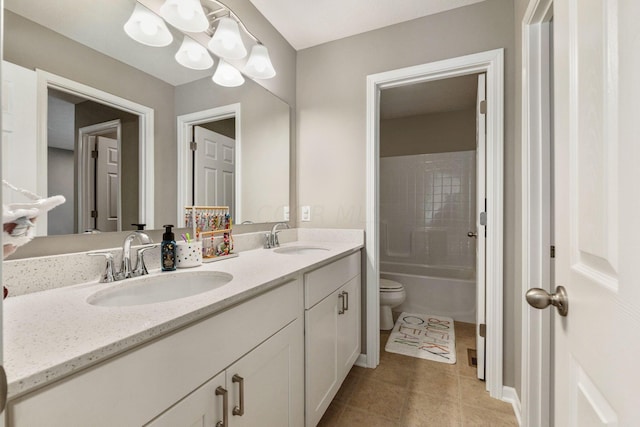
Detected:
[
  {"left": 232, "top": 374, "right": 245, "bottom": 416},
  {"left": 215, "top": 386, "right": 228, "bottom": 427},
  {"left": 338, "top": 293, "right": 345, "bottom": 315}
]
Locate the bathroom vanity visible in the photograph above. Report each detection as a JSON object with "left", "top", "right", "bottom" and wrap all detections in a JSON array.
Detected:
[{"left": 3, "top": 230, "right": 363, "bottom": 426}]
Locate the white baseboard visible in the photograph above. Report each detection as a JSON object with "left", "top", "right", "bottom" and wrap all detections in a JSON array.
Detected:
[
  {"left": 355, "top": 353, "right": 369, "bottom": 368},
  {"left": 502, "top": 386, "right": 522, "bottom": 426}
]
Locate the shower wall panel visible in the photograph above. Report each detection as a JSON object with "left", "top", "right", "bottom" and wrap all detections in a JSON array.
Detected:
[{"left": 380, "top": 151, "right": 476, "bottom": 276}]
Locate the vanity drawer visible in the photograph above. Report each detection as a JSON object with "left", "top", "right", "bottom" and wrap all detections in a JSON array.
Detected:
[
  {"left": 8, "top": 279, "right": 302, "bottom": 427},
  {"left": 304, "top": 251, "right": 360, "bottom": 309}
]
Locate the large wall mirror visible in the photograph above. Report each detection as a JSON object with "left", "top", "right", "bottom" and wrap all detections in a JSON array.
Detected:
[{"left": 3, "top": 0, "right": 290, "bottom": 237}]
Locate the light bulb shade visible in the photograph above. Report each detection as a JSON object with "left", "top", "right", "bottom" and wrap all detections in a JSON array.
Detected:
[
  {"left": 208, "top": 17, "right": 247, "bottom": 60},
  {"left": 160, "top": 0, "right": 209, "bottom": 33},
  {"left": 175, "top": 37, "right": 214, "bottom": 70},
  {"left": 124, "top": 3, "right": 173, "bottom": 47},
  {"left": 212, "top": 60, "right": 245, "bottom": 87},
  {"left": 243, "top": 44, "right": 276, "bottom": 79}
]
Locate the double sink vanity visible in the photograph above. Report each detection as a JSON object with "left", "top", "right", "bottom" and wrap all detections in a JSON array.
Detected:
[{"left": 3, "top": 229, "right": 363, "bottom": 426}]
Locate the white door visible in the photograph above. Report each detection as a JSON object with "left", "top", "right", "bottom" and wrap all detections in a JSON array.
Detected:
[
  {"left": 194, "top": 126, "right": 235, "bottom": 215},
  {"left": 475, "top": 73, "right": 487, "bottom": 381},
  {"left": 94, "top": 136, "right": 119, "bottom": 232},
  {"left": 548, "top": 1, "right": 640, "bottom": 425}
]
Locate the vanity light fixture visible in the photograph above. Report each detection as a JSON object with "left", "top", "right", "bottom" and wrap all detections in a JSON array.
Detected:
[
  {"left": 125, "top": 0, "right": 276, "bottom": 87},
  {"left": 208, "top": 16, "right": 247, "bottom": 60},
  {"left": 124, "top": 3, "right": 173, "bottom": 47},
  {"left": 160, "top": 0, "right": 209, "bottom": 33},
  {"left": 212, "top": 59, "right": 245, "bottom": 87},
  {"left": 175, "top": 36, "right": 214, "bottom": 70},
  {"left": 243, "top": 44, "right": 276, "bottom": 79}
]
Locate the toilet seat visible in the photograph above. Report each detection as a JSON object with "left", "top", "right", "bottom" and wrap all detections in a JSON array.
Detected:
[{"left": 380, "top": 278, "right": 403, "bottom": 291}]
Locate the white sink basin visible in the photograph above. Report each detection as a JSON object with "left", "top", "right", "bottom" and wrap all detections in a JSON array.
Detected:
[
  {"left": 88, "top": 271, "right": 233, "bottom": 307},
  {"left": 273, "top": 246, "right": 330, "bottom": 255}
]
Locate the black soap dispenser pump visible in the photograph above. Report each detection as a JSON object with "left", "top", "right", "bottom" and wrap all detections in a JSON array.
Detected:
[{"left": 161, "top": 224, "right": 176, "bottom": 271}]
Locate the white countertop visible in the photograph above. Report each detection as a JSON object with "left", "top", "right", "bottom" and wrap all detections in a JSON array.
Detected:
[{"left": 4, "top": 235, "right": 363, "bottom": 398}]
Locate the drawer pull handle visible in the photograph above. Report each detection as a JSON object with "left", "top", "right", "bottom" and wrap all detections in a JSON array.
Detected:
[
  {"left": 215, "top": 386, "right": 228, "bottom": 427},
  {"left": 232, "top": 374, "right": 245, "bottom": 416},
  {"left": 343, "top": 291, "right": 349, "bottom": 311},
  {"left": 338, "top": 293, "right": 345, "bottom": 314}
]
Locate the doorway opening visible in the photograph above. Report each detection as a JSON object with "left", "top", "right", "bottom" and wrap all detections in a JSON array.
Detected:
[
  {"left": 365, "top": 49, "right": 505, "bottom": 398},
  {"left": 176, "top": 104, "right": 241, "bottom": 224},
  {"left": 36, "top": 70, "right": 154, "bottom": 234},
  {"left": 192, "top": 119, "right": 237, "bottom": 220},
  {"left": 378, "top": 73, "right": 486, "bottom": 379},
  {"left": 78, "top": 119, "right": 122, "bottom": 234}
]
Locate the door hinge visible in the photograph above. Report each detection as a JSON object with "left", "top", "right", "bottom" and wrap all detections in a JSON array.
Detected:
[
  {"left": 91, "top": 150, "right": 98, "bottom": 159},
  {"left": 479, "top": 324, "right": 486, "bottom": 338},
  {"left": 190, "top": 141, "right": 197, "bottom": 151},
  {"left": 91, "top": 210, "right": 98, "bottom": 218},
  {"left": 480, "top": 100, "right": 487, "bottom": 114},
  {"left": 479, "top": 212, "right": 487, "bottom": 226},
  {"left": 550, "top": 245, "right": 556, "bottom": 258}
]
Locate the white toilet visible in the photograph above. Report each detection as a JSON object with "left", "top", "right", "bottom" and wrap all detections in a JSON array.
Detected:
[{"left": 379, "top": 278, "right": 406, "bottom": 330}]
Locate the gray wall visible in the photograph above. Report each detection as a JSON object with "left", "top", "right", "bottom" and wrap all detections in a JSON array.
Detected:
[
  {"left": 381, "top": 108, "right": 476, "bottom": 157},
  {"left": 296, "top": 0, "right": 517, "bottom": 387}
]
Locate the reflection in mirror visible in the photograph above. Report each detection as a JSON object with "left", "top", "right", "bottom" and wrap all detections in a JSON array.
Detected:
[
  {"left": 177, "top": 95, "right": 290, "bottom": 225},
  {"left": 47, "top": 89, "right": 140, "bottom": 235},
  {"left": 4, "top": 0, "right": 290, "bottom": 243},
  {"left": 192, "top": 118, "right": 236, "bottom": 219}
]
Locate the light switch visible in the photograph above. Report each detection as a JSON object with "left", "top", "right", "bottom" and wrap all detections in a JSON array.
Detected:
[
  {"left": 283, "top": 206, "right": 289, "bottom": 221},
  {"left": 301, "top": 206, "right": 311, "bottom": 222}
]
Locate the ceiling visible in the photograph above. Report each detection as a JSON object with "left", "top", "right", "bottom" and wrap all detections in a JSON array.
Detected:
[
  {"left": 381, "top": 74, "right": 479, "bottom": 119},
  {"left": 6, "top": 0, "right": 482, "bottom": 114},
  {"left": 248, "top": 0, "right": 486, "bottom": 50}
]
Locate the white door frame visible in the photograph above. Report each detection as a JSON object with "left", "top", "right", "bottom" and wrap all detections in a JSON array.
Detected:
[
  {"left": 364, "top": 48, "right": 505, "bottom": 398},
  {"left": 78, "top": 120, "right": 122, "bottom": 233},
  {"left": 36, "top": 70, "right": 155, "bottom": 233},
  {"left": 520, "top": 1, "right": 554, "bottom": 426},
  {"left": 176, "top": 104, "right": 241, "bottom": 224}
]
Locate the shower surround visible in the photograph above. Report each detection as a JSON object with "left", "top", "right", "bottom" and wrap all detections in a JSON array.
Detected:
[{"left": 380, "top": 150, "right": 476, "bottom": 322}]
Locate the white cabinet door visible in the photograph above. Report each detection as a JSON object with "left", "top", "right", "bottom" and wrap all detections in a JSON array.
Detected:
[
  {"left": 305, "top": 276, "right": 361, "bottom": 427},
  {"left": 337, "top": 276, "right": 361, "bottom": 376},
  {"left": 229, "top": 318, "right": 303, "bottom": 427},
  {"left": 149, "top": 319, "right": 303, "bottom": 427},
  {"left": 305, "top": 287, "right": 341, "bottom": 427},
  {"left": 146, "top": 371, "right": 226, "bottom": 427}
]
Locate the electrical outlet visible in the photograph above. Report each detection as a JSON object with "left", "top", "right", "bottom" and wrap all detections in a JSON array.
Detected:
[
  {"left": 301, "top": 206, "right": 311, "bottom": 222},
  {"left": 283, "top": 206, "right": 289, "bottom": 221}
]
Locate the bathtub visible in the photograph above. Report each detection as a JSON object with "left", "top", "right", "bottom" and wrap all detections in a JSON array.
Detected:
[{"left": 380, "top": 262, "right": 476, "bottom": 323}]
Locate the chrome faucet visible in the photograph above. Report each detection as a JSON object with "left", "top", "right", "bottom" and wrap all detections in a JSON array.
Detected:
[
  {"left": 88, "top": 231, "right": 157, "bottom": 283},
  {"left": 120, "top": 231, "right": 153, "bottom": 279},
  {"left": 269, "top": 222, "right": 290, "bottom": 248}
]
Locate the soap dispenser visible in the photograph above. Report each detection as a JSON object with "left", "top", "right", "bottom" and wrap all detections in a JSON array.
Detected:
[{"left": 161, "top": 224, "right": 177, "bottom": 271}]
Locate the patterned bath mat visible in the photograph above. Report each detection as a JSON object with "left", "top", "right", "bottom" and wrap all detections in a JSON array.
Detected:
[{"left": 385, "top": 312, "right": 456, "bottom": 364}]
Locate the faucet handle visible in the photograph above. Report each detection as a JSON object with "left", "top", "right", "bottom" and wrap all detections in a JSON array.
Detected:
[
  {"left": 274, "top": 230, "right": 283, "bottom": 247},
  {"left": 87, "top": 251, "right": 117, "bottom": 283},
  {"left": 264, "top": 233, "right": 272, "bottom": 249},
  {"left": 132, "top": 244, "right": 158, "bottom": 277}
]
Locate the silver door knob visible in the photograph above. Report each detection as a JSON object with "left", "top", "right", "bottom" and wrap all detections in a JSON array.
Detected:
[
  {"left": 526, "top": 286, "right": 568, "bottom": 316},
  {"left": 467, "top": 231, "right": 477, "bottom": 238}
]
